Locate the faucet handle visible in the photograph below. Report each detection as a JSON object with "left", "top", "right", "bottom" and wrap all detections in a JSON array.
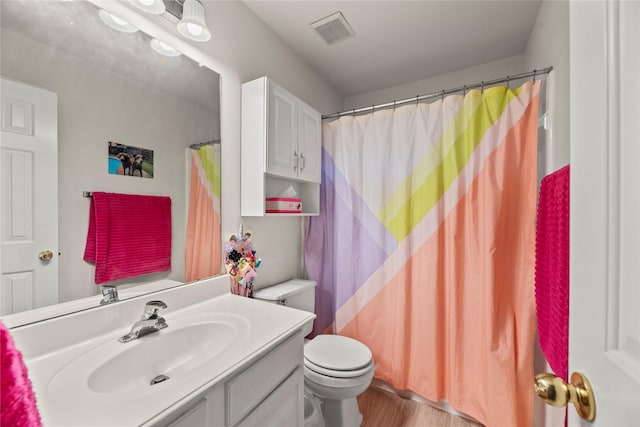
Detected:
[
  {"left": 100, "top": 286, "right": 119, "bottom": 305},
  {"left": 142, "top": 300, "right": 167, "bottom": 319}
]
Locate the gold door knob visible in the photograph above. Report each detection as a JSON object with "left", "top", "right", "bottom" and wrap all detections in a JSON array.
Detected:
[
  {"left": 534, "top": 372, "right": 596, "bottom": 421},
  {"left": 38, "top": 250, "right": 54, "bottom": 261}
]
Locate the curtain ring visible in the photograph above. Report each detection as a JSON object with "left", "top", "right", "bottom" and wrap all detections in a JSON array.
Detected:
[
  {"left": 463, "top": 85, "right": 467, "bottom": 97},
  {"left": 352, "top": 108, "right": 356, "bottom": 117},
  {"left": 481, "top": 81, "right": 485, "bottom": 94},
  {"left": 415, "top": 95, "right": 419, "bottom": 105},
  {"left": 393, "top": 100, "right": 397, "bottom": 110},
  {"left": 371, "top": 105, "right": 375, "bottom": 114},
  {"left": 532, "top": 69, "right": 537, "bottom": 82},
  {"left": 441, "top": 90, "right": 445, "bottom": 102},
  {"left": 506, "top": 75, "right": 510, "bottom": 88}
]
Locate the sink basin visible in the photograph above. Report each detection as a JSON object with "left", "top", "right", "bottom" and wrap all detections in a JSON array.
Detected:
[{"left": 47, "top": 313, "right": 250, "bottom": 403}]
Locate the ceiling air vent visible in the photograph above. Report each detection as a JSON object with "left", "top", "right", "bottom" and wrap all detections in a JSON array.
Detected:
[{"left": 310, "top": 11, "right": 356, "bottom": 45}]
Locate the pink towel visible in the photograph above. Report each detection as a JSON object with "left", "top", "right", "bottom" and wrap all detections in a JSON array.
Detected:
[
  {"left": 84, "top": 192, "right": 172, "bottom": 284},
  {"left": 535, "top": 165, "right": 570, "bottom": 381},
  {"left": 0, "top": 321, "right": 42, "bottom": 427}
]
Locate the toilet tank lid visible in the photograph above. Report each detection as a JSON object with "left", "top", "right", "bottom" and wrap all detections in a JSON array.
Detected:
[{"left": 253, "top": 279, "right": 317, "bottom": 301}]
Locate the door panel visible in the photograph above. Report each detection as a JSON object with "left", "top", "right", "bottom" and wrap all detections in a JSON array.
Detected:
[
  {"left": 569, "top": 1, "right": 640, "bottom": 425},
  {"left": 1, "top": 78, "right": 58, "bottom": 315}
]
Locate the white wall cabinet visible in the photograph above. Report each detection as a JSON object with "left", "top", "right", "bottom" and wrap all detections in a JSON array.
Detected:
[
  {"left": 241, "top": 77, "right": 321, "bottom": 216},
  {"left": 163, "top": 331, "right": 304, "bottom": 427}
]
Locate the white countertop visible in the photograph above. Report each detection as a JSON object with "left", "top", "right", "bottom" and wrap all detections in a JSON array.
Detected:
[{"left": 20, "top": 292, "right": 314, "bottom": 426}]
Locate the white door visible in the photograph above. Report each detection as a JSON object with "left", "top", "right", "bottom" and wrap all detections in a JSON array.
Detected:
[
  {"left": 267, "top": 80, "right": 298, "bottom": 180},
  {"left": 297, "top": 100, "right": 321, "bottom": 183},
  {"left": 1, "top": 78, "right": 58, "bottom": 315},
  {"left": 569, "top": 1, "right": 640, "bottom": 425}
]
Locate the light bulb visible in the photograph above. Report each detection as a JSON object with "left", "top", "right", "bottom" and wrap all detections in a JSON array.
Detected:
[
  {"left": 98, "top": 9, "right": 138, "bottom": 33},
  {"left": 110, "top": 13, "right": 127, "bottom": 26},
  {"left": 186, "top": 23, "right": 204, "bottom": 36},
  {"left": 176, "top": 0, "right": 211, "bottom": 42},
  {"left": 150, "top": 38, "right": 182, "bottom": 57},
  {"left": 128, "top": 0, "right": 166, "bottom": 15}
]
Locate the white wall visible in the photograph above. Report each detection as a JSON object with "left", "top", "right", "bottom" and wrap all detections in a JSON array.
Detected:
[
  {"left": 523, "top": 0, "right": 570, "bottom": 174},
  {"left": 344, "top": 54, "right": 525, "bottom": 110},
  {"left": 198, "top": 2, "right": 343, "bottom": 288},
  {"left": 1, "top": 28, "right": 219, "bottom": 302}
]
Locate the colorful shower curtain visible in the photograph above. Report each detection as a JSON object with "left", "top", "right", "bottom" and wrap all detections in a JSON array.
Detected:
[
  {"left": 305, "top": 81, "right": 540, "bottom": 427},
  {"left": 185, "top": 144, "right": 221, "bottom": 281}
]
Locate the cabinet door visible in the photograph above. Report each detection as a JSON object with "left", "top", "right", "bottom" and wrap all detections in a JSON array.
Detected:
[
  {"left": 297, "top": 100, "right": 322, "bottom": 183},
  {"left": 235, "top": 366, "right": 304, "bottom": 427},
  {"left": 267, "top": 82, "right": 297, "bottom": 179}
]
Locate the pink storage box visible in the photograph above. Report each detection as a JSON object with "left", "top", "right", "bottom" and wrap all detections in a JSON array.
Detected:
[{"left": 266, "top": 197, "right": 302, "bottom": 213}]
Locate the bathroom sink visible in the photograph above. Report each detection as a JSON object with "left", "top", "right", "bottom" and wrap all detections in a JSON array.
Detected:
[{"left": 46, "top": 313, "right": 251, "bottom": 403}]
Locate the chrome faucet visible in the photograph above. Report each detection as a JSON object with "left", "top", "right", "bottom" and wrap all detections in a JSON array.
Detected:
[{"left": 118, "top": 300, "right": 168, "bottom": 343}]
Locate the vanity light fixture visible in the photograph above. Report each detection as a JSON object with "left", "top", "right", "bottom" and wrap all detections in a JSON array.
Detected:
[
  {"left": 129, "top": 0, "right": 166, "bottom": 15},
  {"left": 150, "top": 38, "right": 182, "bottom": 57},
  {"left": 98, "top": 9, "right": 138, "bottom": 33},
  {"left": 177, "top": 0, "right": 211, "bottom": 42}
]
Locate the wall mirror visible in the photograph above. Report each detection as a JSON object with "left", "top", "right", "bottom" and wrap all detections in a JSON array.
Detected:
[{"left": 0, "top": 0, "right": 222, "bottom": 326}]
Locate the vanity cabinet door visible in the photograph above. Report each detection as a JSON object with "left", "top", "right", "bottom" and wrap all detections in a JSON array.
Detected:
[
  {"left": 234, "top": 366, "right": 304, "bottom": 427},
  {"left": 165, "top": 399, "right": 208, "bottom": 427},
  {"left": 226, "top": 332, "right": 303, "bottom": 426}
]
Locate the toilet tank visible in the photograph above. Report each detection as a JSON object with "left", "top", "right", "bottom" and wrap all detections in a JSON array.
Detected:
[{"left": 253, "top": 279, "right": 317, "bottom": 313}]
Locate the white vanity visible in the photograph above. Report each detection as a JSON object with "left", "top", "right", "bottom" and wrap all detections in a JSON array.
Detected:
[{"left": 6, "top": 276, "right": 315, "bottom": 426}]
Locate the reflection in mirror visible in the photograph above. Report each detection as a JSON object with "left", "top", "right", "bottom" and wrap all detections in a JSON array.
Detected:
[{"left": 0, "top": 0, "right": 222, "bottom": 325}]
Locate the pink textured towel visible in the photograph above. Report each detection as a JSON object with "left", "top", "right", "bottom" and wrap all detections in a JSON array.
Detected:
[
  {"left": 84, "top": 192, "right": 172, "bottom": 284},
  {"left": 535, "top": 165, "right": 570, "bottom": 381},
  {"left": 0, "top": 321, "right": 42, "bottom": 427}
]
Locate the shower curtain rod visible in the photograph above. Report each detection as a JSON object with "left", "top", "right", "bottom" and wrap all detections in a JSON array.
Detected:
[
  {"left": 189, "top": 139, "right": 220, "bottom": 149},
  {"left": 322, "top": 66, "right": 553, "bottom": 120}
]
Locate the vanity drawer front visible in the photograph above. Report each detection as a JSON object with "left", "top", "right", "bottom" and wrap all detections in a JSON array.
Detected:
[{"left": 226, "top": 331, "right": 302, "bottom": 426}]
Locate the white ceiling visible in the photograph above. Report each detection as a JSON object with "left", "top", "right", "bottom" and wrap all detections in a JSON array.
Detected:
[{"left": 243, "top": 1, "right": 542, "bottom": 97}]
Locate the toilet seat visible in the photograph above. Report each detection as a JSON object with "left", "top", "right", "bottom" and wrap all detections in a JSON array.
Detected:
[
  {"left": 304, "top": 357, "right": 373, "bottom": 378},
  {"left": 304, "top": 335, "right": 373, "bottom": 378},
  {"left": 304, "top": 363, "right": 374, "bottom": 387}
]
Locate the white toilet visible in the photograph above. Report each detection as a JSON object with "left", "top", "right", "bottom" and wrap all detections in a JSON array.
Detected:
[{"left": 253, "top": 279, "right": 375, "bottom": 427}]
